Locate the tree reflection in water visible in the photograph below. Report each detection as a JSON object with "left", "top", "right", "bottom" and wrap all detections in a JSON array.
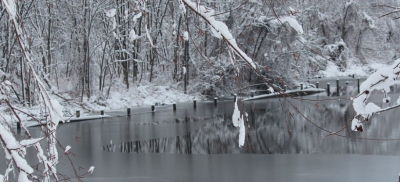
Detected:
[{"left": 103, "top": 98, "right": 400, "bottom": 155}]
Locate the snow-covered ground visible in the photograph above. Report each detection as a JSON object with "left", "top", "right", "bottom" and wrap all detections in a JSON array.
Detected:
[
  {"left": 4, "top": 82, "right": 200, "bottom": 127},
  {"left": 319, "top": 60, "right": 387, "bottom": 78},
  {"left": 81, "top": 82, "right": 200, "bottom": 111}
]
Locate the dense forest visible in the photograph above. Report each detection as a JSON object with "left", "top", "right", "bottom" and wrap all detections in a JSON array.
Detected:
[
  {"left": 2, "top": 0, "right": 400, "bottom": 106},
  {"left": 2, "top": 0, "right": 400, "bottom": 181}
]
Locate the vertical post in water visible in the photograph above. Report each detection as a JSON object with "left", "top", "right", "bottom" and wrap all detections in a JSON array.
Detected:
[
  {"left": 173, "top": 103, "right": 176, "bottom": 111},
  {"left": 251, "top": 91, "right": 254, "bottom": 97},
  {"left": 327, "top": 83, "right": 330, "bottom": 96},
  {"left": 76, "top": 111, "right": 80, "bottom": 118},
  {"left": 151, "top": 105, "right": 155, "bottom": 112},
  {"left": 101, "top": 110, "right": 104, "bottom": 115},
  {"left": 336, "top": 79, "right": 340, "bottom": 96},
  {"left": 316, "top": 82, "right": 319, "bottom": 88},
  {"left": 357, "top": 78, "right": 360, "bottom": 93},
  {"left": 214, "top": 97, "right": 218, "bottom": 106},
  {"left": 127, "top": 108, "right": 131, "bottom": 116},
  {"left": 300, "top": 84, "right": 303, "bottom": 90},
  {"left": 193, "top": 100, "right": 197, "bottom": 108}
]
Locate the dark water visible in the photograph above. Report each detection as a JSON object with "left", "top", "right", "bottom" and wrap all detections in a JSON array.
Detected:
[
  {"left": 4, "top": 95, "right": 400, "bottom": 182},
  {"left": 104, "top": 95, "right": 400, "bottom": 155}
]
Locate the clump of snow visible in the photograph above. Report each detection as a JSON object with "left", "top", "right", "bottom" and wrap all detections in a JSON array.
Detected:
[
  {"left": 132, "top": 13, "right": 142, "bottom": 24},
  {"left": 105, "top": 9, "right": 116, "bottom": 17},
  {"left": 129, "top": 29, "right": 138, "bottom": 42},
  {"left": 0, "top": 124, "right": 21, "bottom": 149},
  {"left": 65, "top": 145, "right": 71, "bottom": 153},
  {"left": 183, "top": 31, "right": 189, "bottom": 41},
  {"left": 352, "top": 59, "right": 400, "bottom": 131},
  {"left": 363, "top": 12, "right": 375, "bottom": 28},
  {"left": 271, "top": 16, "right": 304, "bottom": 34},
  {"left": 182, "top": 67, "right": 187, "bottom": 75},
  {"left": 49, "top": 98, "right": 64, "bottom": 124},
  {"left": 145, "top": 27, "right": 154, "bottom": 47},
  {"left": 232, "top": 100, "right": 246, "bottom": 147},
  {"left": 87, "top": 166, "right": 95, "bottom": 174},
  {"left": 3, "top": 0, "right": 16, "bottom": 19},
  {"left": 20, "top": 137, "right": 43, "bottom": 147},
  {"left": 178, "top": 0, "right": 186, "bottom": 13}
]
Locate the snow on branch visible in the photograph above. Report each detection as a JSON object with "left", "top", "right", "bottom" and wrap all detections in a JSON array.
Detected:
[
  {"left": 1, "top": 0, "right": 68, "bottom": 180},
  {"left": 181, "top": 0, "right": 257, "bottom": 70},
  {"left": 232, "top": 99, "right": 247, "bottom": 147},
  {"left": 271, "top": 16, "right": 304, "bottom": 34},
  {"left": 352, "top": 59, "right": 400, "bottom": 131}
]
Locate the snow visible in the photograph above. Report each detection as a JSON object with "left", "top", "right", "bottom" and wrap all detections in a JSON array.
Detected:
[
  {"left": 183, "top": 31, "right": 189, "bottom": 41},
  {"left": 3, "top": 0, "right": 16, "bottom": 19},
  {"left": 65, "top": 146, "right": 71, "bottom": 153},
  {"left": 11, "top": 150, "right": 33, "bottom": 174},
  {"left": 320, "top": 60, "right": 386, "bottom": 78},
  {"left": 129, "top": 29, "right": 138, "bottom": 42},
  {"left": 232, "top": 100, "right": 246, "bottom": 147},
  {"left": 83, "top": 83, "right": 198, "bottom": 110},
  {"left": 182, "top": 0, "right": 257, "bottom": 70},
  {"left": 18, "top": 172, "right": 31, "bottom": 182},
  {"left": 351, "top": 118, "right": 362, "bottom": 131},
  {"left": 106, "top": 9, "right": 116, "bottom": 17},
  {"left": 182, "top": 67, "right": 187, "bottom": 75},
  {"left": 20, "top": 137, "right": 43, "bottom": 147},
  {"left": 271, "top": 16, "right": 304, "bottom": 34},
  {"left": 363, "top": 12, "right": 375, "bottom": 28},
  {"left": 132, "top": 13, "right": 142, "bottom": 24},
  {"left": 232, "top": 100, "right": 241, "bottom": 127},
  {"left": 112, "top": 17, "right": 117, "bottom": 30},
  {"left": 49, "top": 98, "right": 64, "bottom": 124},
  {"left": 0, "top": 124, "right": 21, "bottom": 150},
  {"left": 244, "top": 88, "right": 325, "bottom": 101},
  {"left": 178, "top": 0, "right": 186, "bottom": 13},
  {"left": 88, "top": 166, "right": 95, "bottom": 174},
  {"left": 352, "top": 59, "right": 400, "bottom": 131},
  {"left": 145, "top": 27, "right": 154, "bottom": 47}
]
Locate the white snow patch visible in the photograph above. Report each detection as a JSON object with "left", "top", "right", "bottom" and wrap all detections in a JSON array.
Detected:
[
  {"left": 183, "top": 31, "right": 189, "bottom": 41},
  {"left": 3, "top": 0, "right": 16, "bottom": 19},
  {"left": 352, "top": 59, "right": 400, "bottom": 131},
  {"left": 129, "top": 29, "right": 138, "bottom": 42},
  {"left": 87, "top": 166, "right": 95, "bottom": 174},
  {"left": 363, "top": 12, "right": 375, "bottom": 28},
  {"left": 271, "top": 16, "right": 303, "bottom": 34},
  {"left": 182, "top": 67, "right": 187, "bottom": 75},
  {"left": 65, "top": 145, "right": 71, "bottom": 153},
  {"left": 106, "top": 9, "right": 116, "bottom": 17},
  {"left": 145, "top": 27, "right": 154, "bottom": 47},
  {"left": 132, "top": 13, "right": 142, "bottom": 24},
  {"left": 20, "top": 137, "right": 43, "bottom": 147},
  {"left": 232, "top": 100, "right": 246, "bottom": 147}
]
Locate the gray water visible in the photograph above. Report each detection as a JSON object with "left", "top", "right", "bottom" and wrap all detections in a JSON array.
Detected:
[{"left": 4, "top": 95, "right": 400, "bottom": 182}]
